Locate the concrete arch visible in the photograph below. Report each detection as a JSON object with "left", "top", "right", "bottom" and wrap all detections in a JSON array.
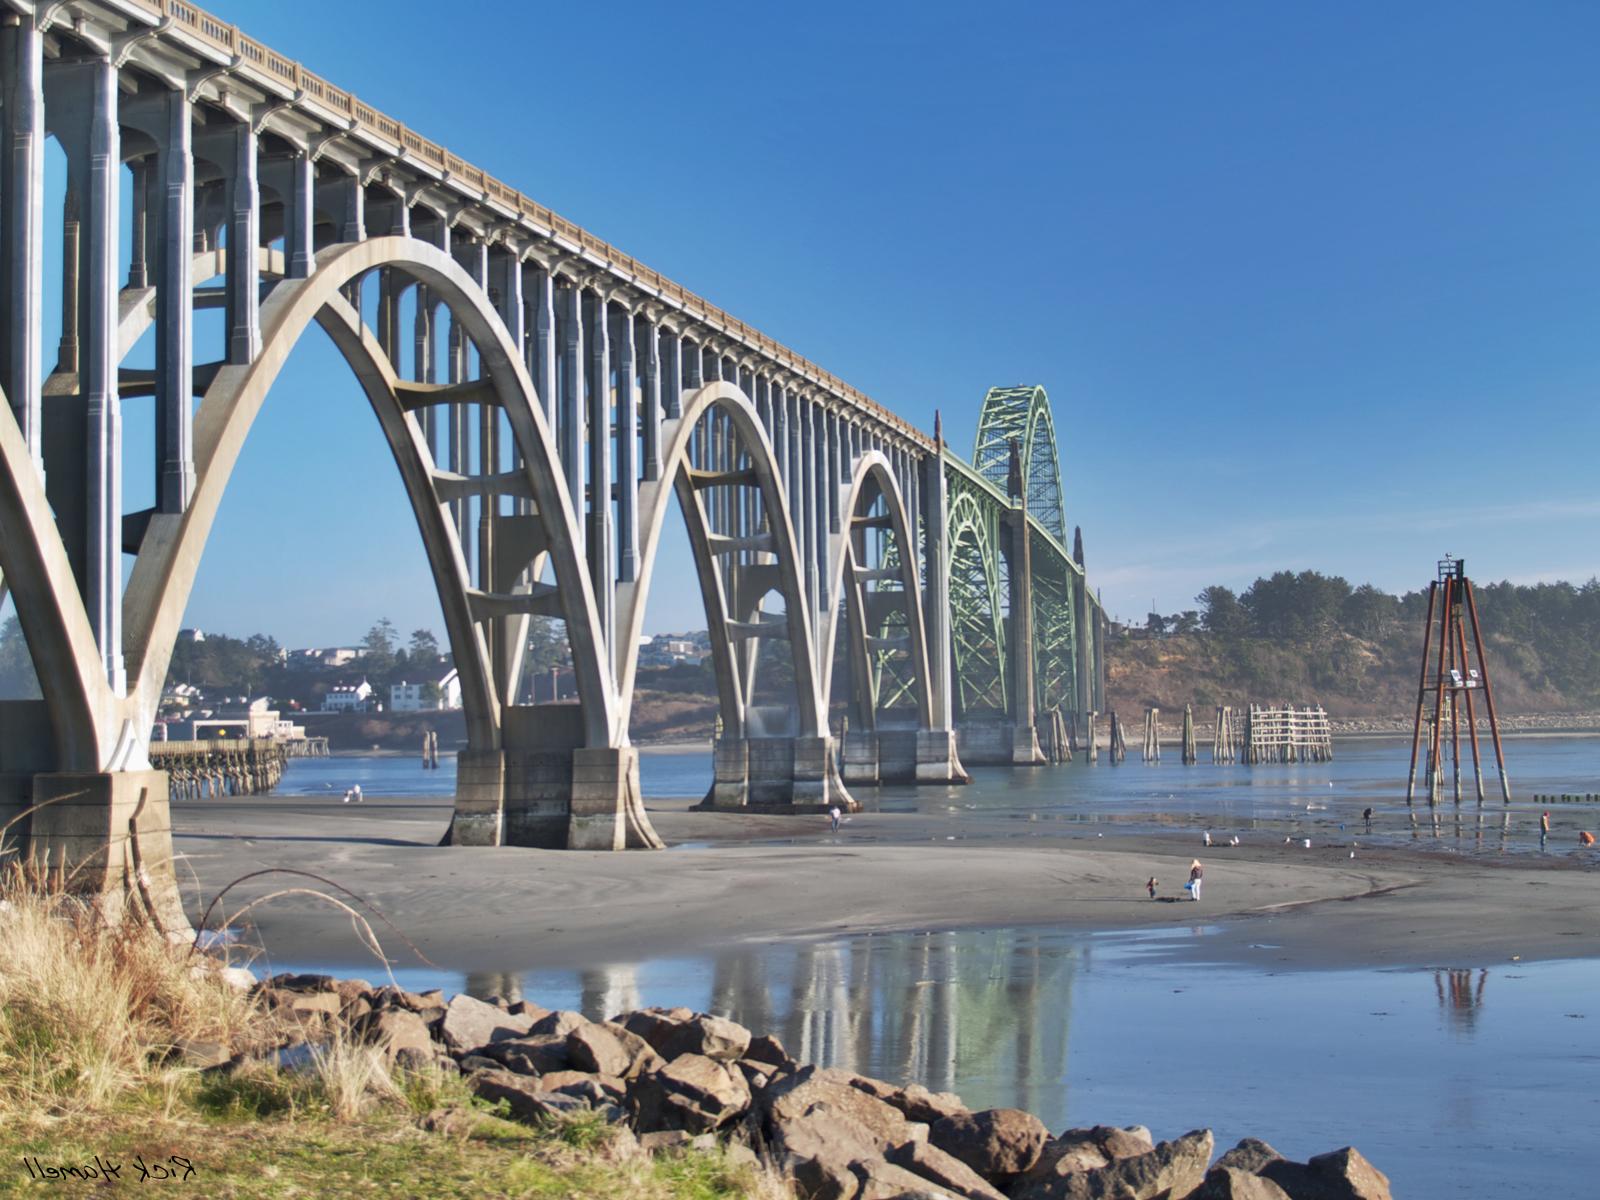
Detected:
[
  {"left": 116, "top": 235, "right": 617, "bottom": 757},
  {"left": 820, "top": 452, "right": 935, "bottom": 730},
  {"left": 614, "top": 380, "right": 825, "bottom": 741}
]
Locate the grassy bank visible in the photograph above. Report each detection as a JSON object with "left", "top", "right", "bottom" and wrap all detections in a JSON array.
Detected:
[{"left": 0, "top": 870, "right": 778, "bottom": 1199}]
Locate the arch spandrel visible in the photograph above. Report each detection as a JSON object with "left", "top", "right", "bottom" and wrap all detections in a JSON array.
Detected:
[
  {"left": 118, "top": 236, "right": 617, "bottom": 753},
  {"left": 820, "top": 452, "right": 935, "bottom": 731},
  {"left": 614, "top": 381, "right": 825, "bottom": 742}
]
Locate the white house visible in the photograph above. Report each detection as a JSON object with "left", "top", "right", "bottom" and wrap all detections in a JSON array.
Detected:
[
  {"left": 388, "top": 669, "right": 462, "bottom": 712},
  {"left": 322, "top": 679, "right": 374, "bottom": 712}
]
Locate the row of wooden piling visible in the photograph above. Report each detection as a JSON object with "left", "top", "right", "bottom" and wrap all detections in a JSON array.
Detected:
[
  {"left": 1531, "top": 793, "right": 1600, "bottom": 804},
  {"left": 1086, "top": 702, "right": 1334, "bottom": 766},
  {"left": 150, "top": 738, "right": 290, "bottom": 800}
]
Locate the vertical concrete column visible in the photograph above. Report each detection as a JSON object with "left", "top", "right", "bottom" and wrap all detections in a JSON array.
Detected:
[
  {"left": 285, "top": 151, "right": 314, "bottom": 279},
  {"left": 224, "top": 121, "right": 260, "bottom": 365},
  {"left": 494, "top": 249, "right": 523, "bottom": 513},
  {"left": 376, "top": 268, "right": 401, "bottom": 365},
  {"left": 127, "top": 161, "right": 149, "bottom": 288},
  {"left": 530, "top": 265, "right": 556, "bottom": 426},
  {"left": 413, "top": 285, "right": 438, "bottom": 457},
  {"left": 154, "top": 88, "right": 194, "bottom": 513},
  {"left": 77, "top": 59, "right": 124, "bottom": 691},
  {"left": 558, "top": 278, "right": 584, "bottom": 549},
  {"left": 641, "top": 316, "right": 661, "bottom": 481},
  {"left": 826, "top": 408, "right": 841, "bottom": 534},
  {"left": 919, "top": 448, "right": 961, "bottom": 781},
  {"left": 614, "top": 307, "right": 639, "bottom": 583},
  {"left": 338, "top": 170, "right": 365, "bottom": 243},
  {"left": 661, "top": 327, "right": 682, "bottom": 419},
  {"left": 586, "top": 288, "right": 614, "bottom": 652},
  {"left": 684, "top": 336, "right": 703, "bottom": 388},
  {"left": 1005, "top": 502, "right": 1041, "bottom": 764},
  {"left": 0, "top": 17, "right": 43, "bottom": 460},
  {"left": 812, "top": 402, "right": 829, "bottom": 621}
]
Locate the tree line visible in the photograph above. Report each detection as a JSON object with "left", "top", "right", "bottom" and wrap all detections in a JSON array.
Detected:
[{"left": 1129, "top": 571, "right": 1600, "bottom": 707}]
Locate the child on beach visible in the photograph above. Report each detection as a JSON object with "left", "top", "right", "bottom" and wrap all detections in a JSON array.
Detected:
[
  {"left": 1146, "top": 876, "right": 1158, "bottom": 900},
  {"left": 1188, "top": 859, "right": 1204, "bottom": 901}
]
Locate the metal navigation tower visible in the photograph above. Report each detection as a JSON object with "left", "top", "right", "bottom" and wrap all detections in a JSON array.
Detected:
[{"left": 1404, "top": 556, "right": 1511, "bottom": 806}]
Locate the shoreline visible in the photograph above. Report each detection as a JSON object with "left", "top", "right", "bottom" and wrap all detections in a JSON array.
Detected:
[{"left": 169, "top": 791, "right": 1600, "bottom": 979}]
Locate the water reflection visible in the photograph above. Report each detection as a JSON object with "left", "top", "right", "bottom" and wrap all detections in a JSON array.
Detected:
[{"left": 1434, "top": 968, "right": 1488, "bottom": 1035}]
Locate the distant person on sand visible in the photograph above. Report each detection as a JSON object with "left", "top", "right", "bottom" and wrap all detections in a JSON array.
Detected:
[
  {"left": 1363, "top": 807, "right": 1374, "bottom": 830},
  {"left": 352, "top": 784, "right": 363, "bottom": 804},
  {"left": 1580, "top": 831, "right": 1595, "bottom": 847},
  {"left": 1188, "top": 859, "right": 1204, "bottom": 901},
  {"left": 829, "top": 805, "right": 841, "bottom": 833},
  {"left": 1540, "top": 811, "right": 1550, "bottom": 845},
  {"left": 1147, "top": 876, "right": 1158, "bottom": 900}
]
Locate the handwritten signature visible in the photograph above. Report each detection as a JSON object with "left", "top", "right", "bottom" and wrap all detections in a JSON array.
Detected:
[{"left": 21, "top": 1154, "right": 195, "bottom": 1183}]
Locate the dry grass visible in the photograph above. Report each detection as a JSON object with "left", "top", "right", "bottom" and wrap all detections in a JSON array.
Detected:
[
  {"left": 0, "top": 864, "right": 792, "bottom": 1198},
  {"left": 0, "top": 861, "right": 265, "bottom": 1118}
]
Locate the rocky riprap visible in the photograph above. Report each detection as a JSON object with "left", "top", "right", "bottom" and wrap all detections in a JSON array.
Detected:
[{"left": 219, "top": 972, "right": 1393, "bottom": 1200}]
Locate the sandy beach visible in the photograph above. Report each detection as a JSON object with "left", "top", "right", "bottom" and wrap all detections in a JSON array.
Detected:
[{"left": 168, "top": 791, "right": 1600, "bottom": 976}]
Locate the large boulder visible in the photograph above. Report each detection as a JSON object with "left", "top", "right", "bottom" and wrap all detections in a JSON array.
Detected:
[
  {"left": 928, "top": 1108, "right": 1049, "bottom": 1185},
  {"left": 1260, "top": 1147, "right": 1391, "bottom": 1200},
  {"left": 763, "top": 1066, "right": 929, "bottom": 1152},
  {"left": 1009, "top": 1132, "right": 1112, "bottom": 1196},
  {"left": 438, "top": 993, "right": 535, "bottom": 1055},
  {"left": 888, "top": 1083, "right": 968, "bottom": 1126},
  {"left": 482, "top": 1035, "right": 570, "bottom": 1076},
  {"left": 769, "top": 1110, "right": 884, "bottom": 1200},
  {"left": 888, "top": 1139, "right": 1008, "bottom": 1200},
  {"left": 466, "top": 1068, "right": 588, "bottom": 1123},
  {"left": 628, "top": 1053, "right": 751, "bottom": 1133},
  {"left": 1021, "top": 1128, "right": 1214, "bottom": 1200},
  {"left": 566, "top": 1023, "right": 632, "bottom": 1077},
  {"left": 1190, "top": 1167, "right": 1293, "bottom": 1200},
  {"left": 854, "top": 1158, "right": 960, "bottom": 1199},
  {"left": 622, "top": 1008, "right": 751, "bottom": 1062},
  {"left": 1216, "top": 1139, "right": 1284, "bottom": 1175},
  {"left": 528, "top": 1010, "right": 590, "bottom": 1040},
  {"left": 599, "top": 1022, "right": 666, "bottom": 1078},
  {"left": 744, "top": 1033, "right": 793, "bottom": 1072},
  {"left": 352, "top": 1008, "right": 434, "bottom": 1063}
]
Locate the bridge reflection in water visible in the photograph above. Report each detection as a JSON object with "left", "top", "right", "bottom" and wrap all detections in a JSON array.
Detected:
[{"left": 515, "top": 928, "right": 1081, "bottom": 1118}]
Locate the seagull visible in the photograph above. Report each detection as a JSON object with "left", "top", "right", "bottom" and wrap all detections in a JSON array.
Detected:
[{"left": 1229, "top": 835, "right": 1240, "bottom": 846}]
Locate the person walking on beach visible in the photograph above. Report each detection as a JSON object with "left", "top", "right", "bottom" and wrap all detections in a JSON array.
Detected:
[
  {"left": 1188, "top": 859, "right": 1204, "bottom": 902},
  {"left": 829, "top": 805, "right": 841, "bottom": 833},
  {"left": 1540, "top": 811, "right": 1550, "bottom": 846},
  {"left": 1146, "top": 876, "right": 1158, "bottom": 900}
]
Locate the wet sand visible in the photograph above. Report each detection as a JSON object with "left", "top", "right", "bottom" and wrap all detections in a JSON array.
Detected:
[{"left": 168, "top": 792, "right": 1600, "bottom": 976}]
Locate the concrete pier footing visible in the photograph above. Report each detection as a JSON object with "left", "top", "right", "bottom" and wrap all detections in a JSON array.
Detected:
[
  {"left": 956, "top": 721, "right": 1047, "bottom": 766},
  {"left": 21, "top": 770, "right": 189, "bottom": 930},
  {"left": 843, "top": 728, "right": 969, "bottom": 785},
  {"left": 699, "top": 735, "right": 857, "bottom": 813}
]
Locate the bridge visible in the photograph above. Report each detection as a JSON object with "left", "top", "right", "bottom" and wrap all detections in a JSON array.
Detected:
[{"left": 0, "top": 0, "right": 1104, "bottom": 922}]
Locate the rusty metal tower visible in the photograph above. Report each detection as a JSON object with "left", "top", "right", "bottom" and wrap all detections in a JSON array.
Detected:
[{"left": 1404, "top": 556, "right": 1511, "bottom": 806}]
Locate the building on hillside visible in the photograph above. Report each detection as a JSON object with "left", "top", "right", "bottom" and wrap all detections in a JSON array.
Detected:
[
  {"left": 177, "top": 627, "right": 205, "bottom": 643},
  {"left": 322, "top": 680, "right": 374, "bottom": 712},
  {"left": 174, "top": 697, "right": 306, "bottom": 742},
  {"left": 389, "top": 668, "right": 462, "bottom": 712}
]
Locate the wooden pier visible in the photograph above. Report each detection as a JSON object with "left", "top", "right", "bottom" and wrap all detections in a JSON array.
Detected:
[
  {"left": 149, "top": 738, "right": 292, "bottom": 800},
  {"left": 1241, "top": 704, "right": 1333, "bottom": 764}
]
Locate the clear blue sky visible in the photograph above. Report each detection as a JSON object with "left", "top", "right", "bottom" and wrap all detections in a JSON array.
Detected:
[{"left": 172, "top": 0, "right": 1600, "bottom": 644}]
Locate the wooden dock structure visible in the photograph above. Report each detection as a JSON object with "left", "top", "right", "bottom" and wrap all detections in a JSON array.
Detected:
[
  {"left": 149, "top": 738, "right": 292, "bottom": 800},
  {"left": 1241, "top": 704, "right": 1333, "bottom": 764}
]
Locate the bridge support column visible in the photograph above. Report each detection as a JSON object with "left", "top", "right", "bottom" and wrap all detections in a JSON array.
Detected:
[
  {"left": 1003, "top": 501, "right": 1044, "bottom": 766},
  {"left": 24, "top": 770, "right": 187, "bottom": 930},
  {"left": 700, "top": 735, "right": 856, "bottom": 812},
  {"left": 449, "top": 707, "right": 663, "bottom": 850},
  {"left": 919, "top": 442, "right": 968, "bottom": 783}
]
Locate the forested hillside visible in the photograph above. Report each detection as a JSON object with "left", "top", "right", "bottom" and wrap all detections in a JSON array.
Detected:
[{"left": 1109, "top": 572, "right": 1600, "bottom": 717}]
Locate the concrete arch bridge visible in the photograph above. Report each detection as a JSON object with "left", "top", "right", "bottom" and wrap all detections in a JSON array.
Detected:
[{"left": 0, "top": 0, "right": 1102, "bottom": 921}]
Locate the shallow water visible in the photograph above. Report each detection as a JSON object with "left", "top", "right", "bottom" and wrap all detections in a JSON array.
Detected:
[
  {"left": 282, "top": 925, "right": 1594, "bottom": 1200},
  {"left": 267, "top": 737, "right": 1600, "bottom": 1196},
  {"left": 278, "top": 735, "right": 1600, "bottom": 859}
]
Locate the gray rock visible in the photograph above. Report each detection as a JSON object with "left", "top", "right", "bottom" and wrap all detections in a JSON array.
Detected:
[
  {"left": 855, "top": 1158, "right": 959, "bottom": 1199},
  {"left": 928, "top": 1108, "right": 1050, "bottom": 1185},
  {"left": 744, "top": 1033, "right": 792, "bottom": 1071},
  {"left": 1002, "top": 1131, "right": 1111, "bottom": 1198},
  {"left": 528, "top": 1009, "right": 589, "bottom": 1040},
  {"left": 621, "top": 1008, "right": 750, "bottom": 1062},
  {"left": 467, "top": 1068, "right": 587, "bottom": 1123},
  {"left": 763, "top": 1066, "right": 928, "bottom": 1153},
  {"left": 769, "top": 1110, "right": 880, "bottom": 1200},
  {"left": 438, "top": 993, "right": 535, "bottom": 1055},
  {"left": 599, "top": 1021, "right": 666, "bottom": 1079},
  {"left": 1260, "top": 1147, "right": 1392, "bottom": 1200},
  {"left": 628, "top": 1053, "right": 751, "bottom": 1133},
  {"left": 1022, "top": 1128, "right": 1213, "bottom": 1200},
  {"left": 1190, "top": 1166, "right": 1293, "bottom": 1200},
  {"left": 1216, "top": 1139, "right": 1284, "bottom": 1175},
  {"left": 890, "top": 1083, "right": 968, "bottom": 1126},
  {"left": 171, "top": 1038, "right": 231, "bottom": 1069},
  {"left": 484, "top": 1034, "right": 570, "bottom": 1076},
  {"left": 457, "top": 1053, "right": 503, "bottom": 1074},
  {"left": 352, "top": 1008, "right": 433, "bottom": 1062},
  {"left": 639, "top": 1130, "right": 694, "bottom": 1154},
  {"left": 888, "top": 1138, "right": 1008, "bottom": 1200},
  {"left": 566, "top": 1023, "right": 632, "bottom": 1077}
]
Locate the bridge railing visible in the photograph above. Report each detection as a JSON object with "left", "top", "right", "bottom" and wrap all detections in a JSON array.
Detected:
[{"left": 123, "top": 0, "right": 931, "bottom": 449}]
